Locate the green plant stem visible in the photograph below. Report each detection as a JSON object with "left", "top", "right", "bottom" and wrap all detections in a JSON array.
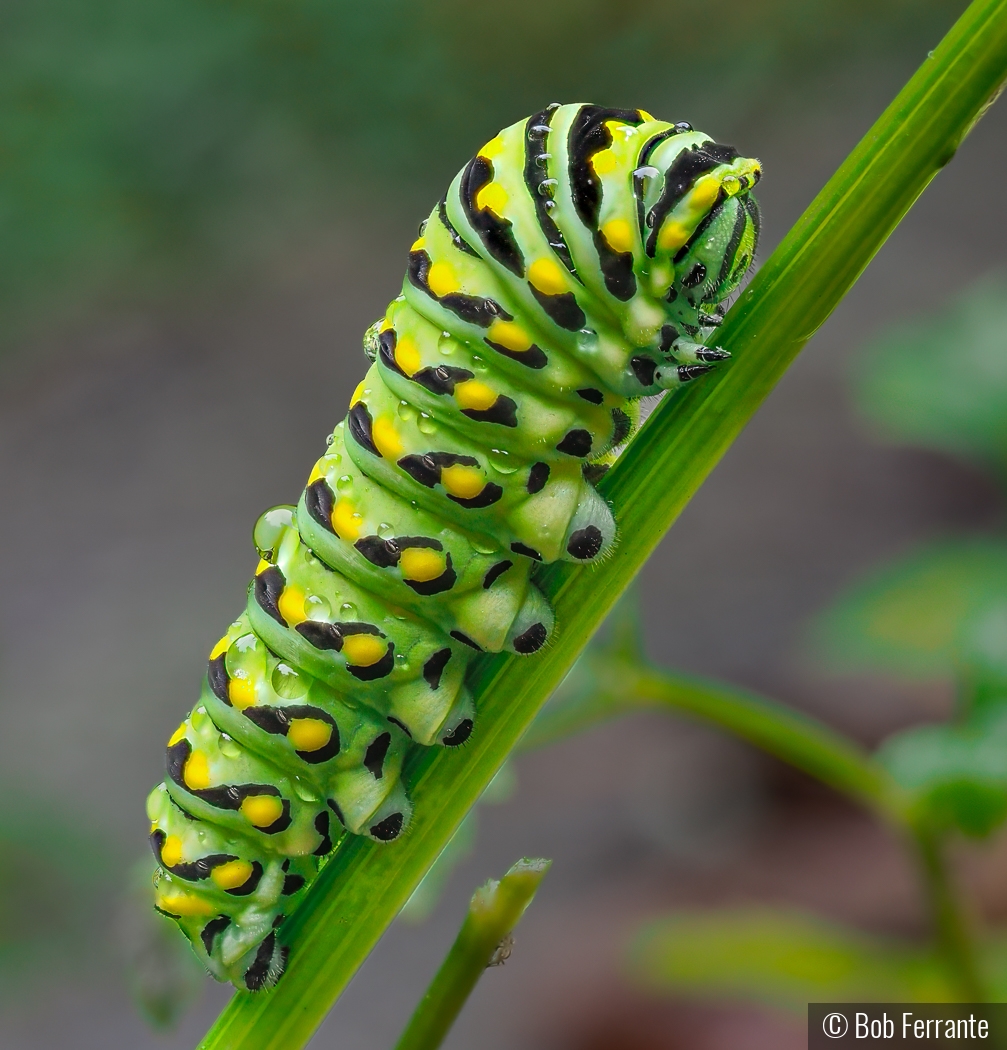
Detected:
[
  {"left": 913, "top": 826, "right": 987, "bottom": 1002},
  {"left": 393, "top": 858, "right": 550, "bottom": 1050},
  {"left": 197, "top": 4, "right": 1007, "bottom": 1047},
  {"left": 525, "top": 655, "right": 910, "bottom": 825}
]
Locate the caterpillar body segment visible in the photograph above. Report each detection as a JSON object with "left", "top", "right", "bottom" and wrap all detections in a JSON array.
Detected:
[{"left": 147, "top": 102, "right": 761, "bottom": 990}]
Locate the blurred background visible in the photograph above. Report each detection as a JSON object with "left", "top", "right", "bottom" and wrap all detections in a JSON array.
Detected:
[{"left": 2, "top": 0, "right": 1006, "bottom": 1046}]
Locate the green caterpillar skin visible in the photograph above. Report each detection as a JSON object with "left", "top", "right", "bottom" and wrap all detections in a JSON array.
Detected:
[{"left": 147, "top": 103, "right": 761, "bottom": 990}]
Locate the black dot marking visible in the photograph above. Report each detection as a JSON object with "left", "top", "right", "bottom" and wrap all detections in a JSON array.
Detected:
[
  {"left": 529, "top": 286, "right": 586, "bottom": 331},
  {"left": 404, "top": 556, "right": 457, "bottom": 596},
  {"left": 513, "top": 622, "right": 548, "bottom": 654},
  {"left": 577, "top": 387, "right": 604, "bottom": 405},
  {"left": 304, "top": 478, "right": 336, "bottom": 534},
  {"left": 272, "top": 914, "right": 286, "bottom": 929},
  {"left": 166, "top": 739, "right": 191, "bottom": 786},
  {"left": 527, "top": 462, "right": 550, "bottom": 494},
  {"left": 242, "top": 704, "right": 340, "bottom": 764},
  {"left": 364, "top": 732, "right": 391, "bottom": 779},
  {"left": 511, "top": 542, "right": 542, "bottom": 561},
  {"left": 461, "top": 395, "right": 518, "bottom": 428},
  {"left": 582, "top": 462, "right": 610, "bottom": 485},
  {"left": 682, "top": 262, "right": 707, "bottom": 288},
  {"left": 200, "top": 916, "right": 231, "bottom": 956},
  {"left": 244, "top": 932, "right": 278, "bottom": 991},
  {"left": 208, "top": 654, "right": 230, "bottom": 704},
  {"left": 253, "top": 566, "right": 287, "bottom": 626},
  {"left": 370, "top": 812, "right": 404, "bottom": 841},
  {"left": 567, "top": 525, "right": 604, "bottom": 560},
  {"left": 223, "top": 860, "right": 264, "bottom": 897},
  {"left": 327, "top": 798, "right": 346, "bottom": 827},
  {"left": 568, "top": 105, "right": 648, "bottom": 227},
  {"left": 450, "top": 630, "right": 483, "bottom": 651},
  {"left": 149, "top": 828, "right": 236, "bottom": 883},
  {"left": 442, "top": 718, "right": 473, "bottom": 746},
  {"left": 347, "top": 401, "right": 379, "bottom": 456},
  {"left": 282, "top": 874, "right": 306, "bottom": 896},
  {"left": 437, "top": 196, "right": 480, "bottom": 257},
  {"left": 483, "top": 560, "right": 513, "bottom": 589},
  {"left": 423, "top": 648, "right": 452, "bottom": 690},
  {"left": 295, "top": 620, "right": 343, "bottom": 651},
  {"left": 355, "top": 535, "right": 400, "bottom": 569},
  {"left": 345, "top": 643, "right": 395, "bottom": 682},
  {"left": 696, "top": 346, "right": 731, "bottom": 362},
  {"left": 630, "top": 355, "right": 657, "bottom": 387},
  {"left": 593, "top": 229, "right": 636, "bottom": 301},
  {"left": 407, "top": 248, "right": 512, "bottom": 327},
  {"left": 612, "top": 408, "right": 632, "bottom": 446},
  {"left": 484, "top": 335, "right": 549, "bottom": 370},
  {"left": 411, "top": 364, "right": 474, "bottom": 396},
  {"left": 556, "top": 429, "right": 593, "bottom": 457},
  {"left": 313, "top": 810, "right": 333, "bottom": 856},
  {"left": 659, "top": 324, "right": 679, "bottom": 353}
]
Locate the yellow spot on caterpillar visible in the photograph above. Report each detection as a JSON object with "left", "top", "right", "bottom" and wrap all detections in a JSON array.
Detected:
[
  {"left": 475, "top": 181, "right": 508, "bottom": 215},
  {"left": 394, "top": 335, "right": 422, "bottom": 376},
  {"left": 158, "top": 892, "right": 214, "bottom": 917},
  {"left": 278, "top": 584, "right": 307, "bottom": 627},
  {"left": 332, "top": 500, "right": 363, "bottom": 541},
  {"left": 410, "top": 236, "right": 426, "bottom": 252},
  {"left": 255, "top": 558, "right": 271, "bottom": 575},
  {"left": 342, "top": 634, "right": 387, "bottom": 667},
  {"left": 590, "top": 149, "right": 618, "bottom": 176},
  {"left": 287, "top": 717, "right": 332, "bottom": 752},
  {"left": 241, "top": 795, "right": 283, "bottom": 828},
  {"left": 690, "top": 174, "right": 721, "bottom": 210},
  {"left": 228, "top": 674, "right": 256, "bottom": 710},
  {"left": 350, "top": 381, "right": 366, "bottom": 407},
  {"left": 372, "top": 417, "right": 404, "bottom": 459},
  {"left": 601, "top": 219, "right": 634, "bottom": 254},
  {"left": 161, "top": 835, "right": 184, "bottom": 867},
  {"left": 478, "top": 136, "right": 505, "bottom": 159},
  {"left": 400, "top": 547, "right": 447, "bottom": 582},
  {"left": 528, "top": 257, "right": 567, "bottom": 296},
  {"left": 209, "top": 636, "right": 230, "bottom": 660},
  {"left": 454, "top": 379, "right": 497, "bottom": 411},
  {"left": 168, "top": 723, "right": 188, "bottom": 747},
  {"left": 657, "top": 219, "right": 691, "bottom": 253},
  {"left": 211, "top": 859, "right": 253, "bottom": 890},
  {"left": 441, "top": 463, "right": 485, "bottom": 499},
  {"left": 183, "top": 750, "right": 211, "bottom": 791},
  {"left": 379, "top": 316, "right": 393, "bottom": 332},
  {"left": 307, "top": 460, "right": 325, "bottom": 484},
  {"left": 428, "top": 260, "right": 460, "bottom": 297},
  {"left": 487, "top": 319, "right": 532, "bottom": 353}
]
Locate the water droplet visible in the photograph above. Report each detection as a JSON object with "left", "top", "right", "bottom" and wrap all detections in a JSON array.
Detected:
[
  {"left": 397, "top": 399, "right": 417, "bottom": 422},
  {"left": 220, "top": 737, "right": 241, "bottom": 759},
  {"left": 305, "top": 594, "right": 331, "bottom": 620},
  {"left": 410, "top": 500, "right": 420, "bottom": 510},
  {"left": 253, "top": 505, "right": 296, "bottom": 558},
  {"left": 293, "top": 778, "right": 320, "bottom": 802},
  {"left": 538, "top": 179, "right": 557, "bottom": 198},
  {"left": 337, "top": 475, "right": 353, "bottom": 492},
  {"left": 544, "top": 200, "right": 557, "bottom": 211},
  {"left": 438, "top": 331, "right": 455, "bottom": 355},
  {"left": 325, "top": 433, "right": 334, "bottom": 446},
  {"left": 394, "top": 653, "right": 410, "bottom": 672},
  {"left": 489, "top": 448, "right": 518, "bottom": 474},
  {"left": 418, "top": 413, "right": 437, "bottom": 434},
  {"left": 191, "top": 707, "right": 210, "bottom": 731},
  {"left": 340, "top": 602, "right": 357, "bottom": 619},
  {"left": 235, "top": 633, "right": 257, "bottom": 654},
  {"left": 377, "top": 522, "right": 395, "bottom": 539},
  {"left": 272, "top": 662, "right": 308, "bottom": 699},
  {"left": 472, "top": 355, "right": 488, "bottom": 372},
  {"left": 471, "top": 537, "right": 498, "bottom": 554}
]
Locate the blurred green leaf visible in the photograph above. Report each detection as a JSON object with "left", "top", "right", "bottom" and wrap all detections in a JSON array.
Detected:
[
  {"left": 810, "top": 539, "right": 1007, "bottom": 678},
  {"left": 629, "top": 909, "right": 957, "bottom": 1009},
  {"left": 856, "top": 272, "right": 1007, "bottom": 468},
  {"left": 879, "top": 701, "right": 1007, "bottom": 836}
]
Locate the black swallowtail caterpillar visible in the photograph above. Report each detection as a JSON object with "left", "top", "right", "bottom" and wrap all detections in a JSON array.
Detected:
[{"left": 147, "top": 103, "right": 761, "bottom": 990}]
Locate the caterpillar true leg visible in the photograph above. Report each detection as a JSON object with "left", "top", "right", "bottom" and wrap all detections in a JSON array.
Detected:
[{"left": 147, "top": 103, "right": 761, "bottom": 990}]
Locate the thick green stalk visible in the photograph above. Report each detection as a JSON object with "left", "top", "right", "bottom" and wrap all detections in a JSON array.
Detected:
[
  {"left": 198, "top": 5, "right": 1007, "bottom": 1047},
  {"left": 393, "top": 858, "right": 550, "bottom": 1050}
]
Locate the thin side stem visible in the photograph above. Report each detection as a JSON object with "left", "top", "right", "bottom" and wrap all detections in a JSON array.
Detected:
[
  {"left": 197, "top": 5, "right": 1007, "bottom": 1046},
  {"left": 914, "top": 825, "right": 987, "bottom": 1002},
  {"left": 393, "top": 858, "right": 550, "bottom": 1050}
]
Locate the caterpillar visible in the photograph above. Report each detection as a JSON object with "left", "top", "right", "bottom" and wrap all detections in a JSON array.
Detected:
[{"left": 146, "top": 102, "right": 761, "bottom": 990}]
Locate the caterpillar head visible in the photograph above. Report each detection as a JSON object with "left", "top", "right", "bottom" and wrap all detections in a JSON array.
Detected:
[{"left": 672, "top": 192, "right": 760, "bottom": 309}]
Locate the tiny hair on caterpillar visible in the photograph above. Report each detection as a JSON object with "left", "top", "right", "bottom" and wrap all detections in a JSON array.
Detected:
[{"left": 146, "top": 102, "right": 761, "bottom": 990}]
